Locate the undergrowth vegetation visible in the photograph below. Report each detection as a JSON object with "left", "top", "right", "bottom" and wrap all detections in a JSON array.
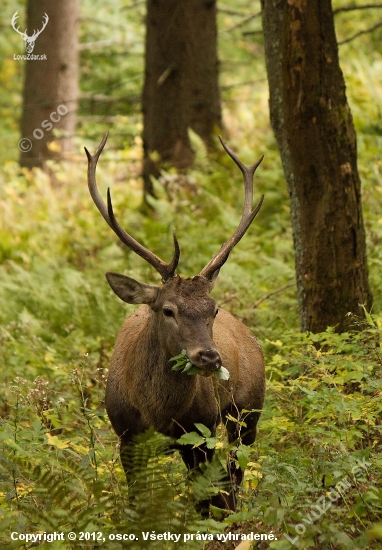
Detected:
[
  {"left": 1, "top": 136, "right": 381, "bottom": 548},
  {"left": 1, "top": 0, "right": 382, "bottom": 548}
]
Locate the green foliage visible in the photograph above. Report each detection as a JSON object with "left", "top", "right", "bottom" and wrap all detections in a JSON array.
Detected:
[
  {"left": 0, "top": 0, "right": 382, "bottom": 548},
  {"left": 170, "top": 349, "right": 203, "bottom": 376},
  {"left": 0, "top": 372, "right": 228, "bottom": 549},
  {"left": 177, "top": 424, "right": 217, "bottom": 451},
  {"left": 255, "top": 319, "right": 382, "bottom": 548},
  {"left": 1, "top": 308, "right": 380, "bottom": 547},
  {"left": 170, "top": 350, "right": 230, "bottom": 379}
]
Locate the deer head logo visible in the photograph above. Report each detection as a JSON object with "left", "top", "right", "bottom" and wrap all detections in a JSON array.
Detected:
[{"left": 12, "top": 11, "right": 49, "bottom": 54}]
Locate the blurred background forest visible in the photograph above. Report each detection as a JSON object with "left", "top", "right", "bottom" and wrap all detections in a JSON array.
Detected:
[{"left": 0, "top": 0, "right": 381, "bottom": 548}]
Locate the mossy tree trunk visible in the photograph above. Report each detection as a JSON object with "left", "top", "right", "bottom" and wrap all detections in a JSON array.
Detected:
[
  {"left": 261, "top": 0, "right": 372, "bottom": 332},
  {"left": 142, "top": 0, "right": 222, "bottom": 196},
  {"left": 19, "top": 0, "right": 79, "bottom": 169}
]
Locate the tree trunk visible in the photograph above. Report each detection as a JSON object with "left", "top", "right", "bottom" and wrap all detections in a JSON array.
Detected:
[
  {"left": 142, "top": 0, "right": 222, "bottom": 196},
  {"left": 261, "top": 0, "right": 372, "bottom": 332},
  {"left": 19, "top": 0, "right": 79, "bottom": 168}
]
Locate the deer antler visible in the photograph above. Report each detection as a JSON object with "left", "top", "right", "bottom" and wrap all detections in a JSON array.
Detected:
[
  {"left": 199, "top": 136, "right": 264, "bottom": 281},
  {"left": 31, "top": 13, "right": 49, "bottom": 40},
  {"left": 85, "top": 132, "right": 180, "bottom": 283},
  {"left": 11, "top": 11, "right": 26, "bottom": 38},
  {"left": 11, "top": 11, "right": 49, "bottom": 39}
]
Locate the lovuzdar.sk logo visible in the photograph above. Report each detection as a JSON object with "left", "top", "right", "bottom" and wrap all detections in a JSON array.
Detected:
[{"left": 12, "top": 11, "right": 48, "bottom": 60}]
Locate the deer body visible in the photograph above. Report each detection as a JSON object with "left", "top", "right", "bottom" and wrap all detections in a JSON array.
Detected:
[{"left": 85, "top": 133, "right": 266, "bottom": 511}]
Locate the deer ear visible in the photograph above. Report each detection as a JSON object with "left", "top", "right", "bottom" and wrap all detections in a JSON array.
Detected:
[{"left": 106, "top": 272, "right": 159, "bottom": 305}]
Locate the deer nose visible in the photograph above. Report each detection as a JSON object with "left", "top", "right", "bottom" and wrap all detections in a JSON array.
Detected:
[{"left": 190, "top": 348, "right": 222, "bottom": 371}]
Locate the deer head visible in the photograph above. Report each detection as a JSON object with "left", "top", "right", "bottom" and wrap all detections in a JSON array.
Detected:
[{"left": 12, "top": 11, "right": 49, "bottom": 54}]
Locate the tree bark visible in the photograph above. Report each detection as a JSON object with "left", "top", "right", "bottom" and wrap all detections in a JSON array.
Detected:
[
  {"left": 261, "top": 0, "right": 372, "bottom": 332},
  {"left": 19, "top": 0, "right": 79, "bottom": 168},
  {"left": 142, "top": 0, "right": 222, "bottom": 195}
]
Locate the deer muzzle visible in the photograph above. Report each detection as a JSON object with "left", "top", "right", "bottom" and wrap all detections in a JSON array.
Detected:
[{"left": 188, "top": 348, "right": 222, "bottom": 375}]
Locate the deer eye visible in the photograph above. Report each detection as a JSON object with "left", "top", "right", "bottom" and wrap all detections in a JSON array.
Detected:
[
  {"left": 163, "top": 307, "right": 174, "bottom": 317},
  {"left": 214, "top": 309, "right": 219, "bottom": 317}
]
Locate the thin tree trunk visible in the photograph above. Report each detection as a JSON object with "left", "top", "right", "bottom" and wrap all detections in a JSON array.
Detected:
[
  {"left": 142, "top": 0, "right": 222, "bottom": 196},
  {"left": 261, "top": 0, "right": 372, "bottom": 332},
  {"left": 19, "top": 0, "right": 79, "bottom": 168}
]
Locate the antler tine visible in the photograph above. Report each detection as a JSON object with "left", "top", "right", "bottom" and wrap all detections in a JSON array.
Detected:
[
  {"left": 85, "top": 131, "right": 111, "bottom": 228},
  {"left": 35, "top": 13, "right": 49, "bottom": 37},
  {"left": 218, "top": 136, "right": 264, "bottom": 216},
  {"left": 85, "top": 132, "right": 180, "bottom": 282},
  {"left": 199, "top": 136, "right": 264, "bottom": 281},
  {"left": 11, "top": 11, "right": 25, "bottom": 36}
]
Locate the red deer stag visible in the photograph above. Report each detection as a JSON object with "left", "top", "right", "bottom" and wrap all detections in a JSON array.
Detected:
[{"left": 85, "top": 133, "right": 265, "bottom": 511}]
